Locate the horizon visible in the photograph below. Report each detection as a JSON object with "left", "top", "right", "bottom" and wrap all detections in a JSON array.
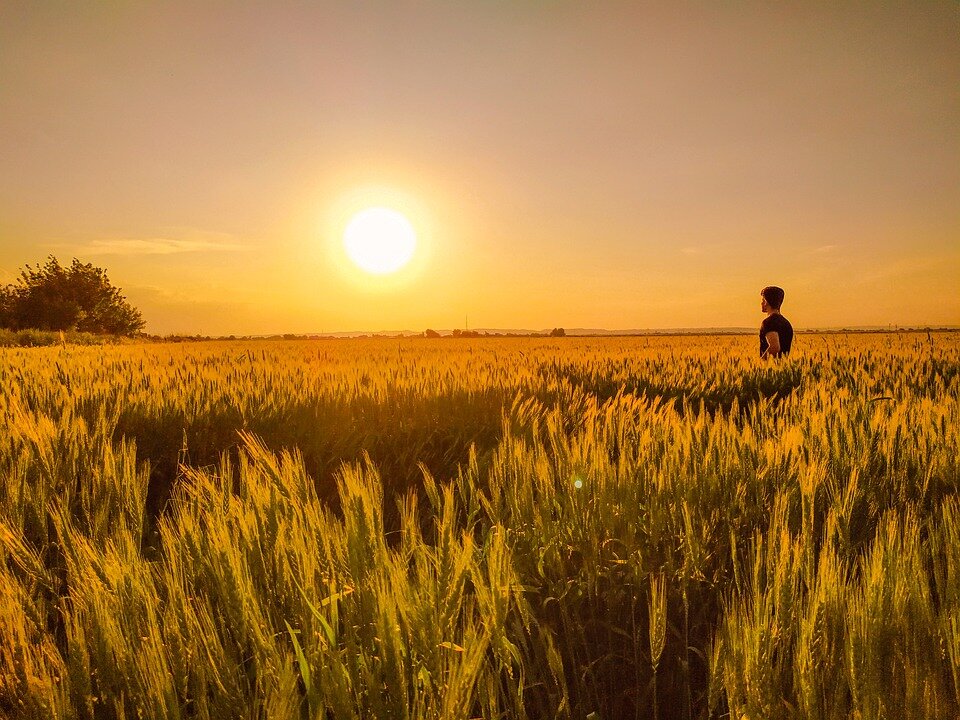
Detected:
[
  {"left": 145, "top": 324, "right": 960, "bottom": 340},
  {"left": 2, "top": 2, "right": 958, "bottom": 335}
]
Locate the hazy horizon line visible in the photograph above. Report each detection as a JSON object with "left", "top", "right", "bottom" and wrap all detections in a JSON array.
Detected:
[{"left": 148, "top": 324, "right": 960, "bottom": 339}]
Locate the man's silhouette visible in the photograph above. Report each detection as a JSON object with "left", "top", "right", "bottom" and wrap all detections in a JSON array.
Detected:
[{"left": 760, "top": 286, "right": 793, "bottom": 359}]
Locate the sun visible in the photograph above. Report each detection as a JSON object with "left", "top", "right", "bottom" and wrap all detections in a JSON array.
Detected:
[{"left": 343, "top": 207, "right": 417, "bottom": 275}]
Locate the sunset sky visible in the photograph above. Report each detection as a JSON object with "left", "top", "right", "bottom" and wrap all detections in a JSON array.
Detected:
[{"left": 1, "top": 2, "right": 957, "bottom": 335}]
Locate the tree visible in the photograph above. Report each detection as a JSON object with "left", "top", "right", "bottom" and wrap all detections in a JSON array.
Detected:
[
  {"left": 550, "top": 327, "right": 566, "bottom": 337},
  {"left": 0, "top": 257, "right": 144, "bottom": 335}
]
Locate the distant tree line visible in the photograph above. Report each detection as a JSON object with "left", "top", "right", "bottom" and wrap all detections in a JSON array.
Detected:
[
  {"left": 0, "top": 257, "right": 144, "bottom": 336},
  {"left": 421, "top": 327, "right": 567, "bottom": 338}
]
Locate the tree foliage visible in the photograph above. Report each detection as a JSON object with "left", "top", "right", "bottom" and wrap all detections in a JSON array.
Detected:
[{"left": 0, "top": 257, "right": 144, "bottom": 335}]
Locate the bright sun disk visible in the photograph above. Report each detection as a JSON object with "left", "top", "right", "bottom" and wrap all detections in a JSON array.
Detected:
[{"left": 343, "top": 207, "right": 417, "bottom": 275}]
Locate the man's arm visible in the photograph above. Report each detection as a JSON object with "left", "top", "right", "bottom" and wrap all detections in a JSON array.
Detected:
[{"left": 762, "top": 331, "right": 781, "bottom": 359}]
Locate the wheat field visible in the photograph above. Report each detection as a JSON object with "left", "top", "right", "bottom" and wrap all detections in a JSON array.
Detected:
[{"left": 1, "top": 332, "right": 957, "bottom": 719}]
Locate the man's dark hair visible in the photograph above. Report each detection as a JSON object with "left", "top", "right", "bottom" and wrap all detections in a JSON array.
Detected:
[{"left": 761, "top": 286, "right": 785, "bottom": 310}]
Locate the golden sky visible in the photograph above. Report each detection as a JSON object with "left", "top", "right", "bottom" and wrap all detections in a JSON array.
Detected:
[{"left": 1, "top": 2, "right": 958, "bottom": 334}]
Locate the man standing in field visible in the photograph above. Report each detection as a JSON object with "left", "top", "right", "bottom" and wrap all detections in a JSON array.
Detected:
[{"left": 760, "top": 286, "right": 793, "bottom": 359}]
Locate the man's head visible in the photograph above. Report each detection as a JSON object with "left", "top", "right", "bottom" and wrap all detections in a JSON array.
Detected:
[{"left": 761, "top": 286, "right": 785, "bottom": 313}]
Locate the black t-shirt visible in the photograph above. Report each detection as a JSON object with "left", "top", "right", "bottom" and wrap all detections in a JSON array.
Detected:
[{"left": 760, "top": 313, "right": 793, "bottom": 356}]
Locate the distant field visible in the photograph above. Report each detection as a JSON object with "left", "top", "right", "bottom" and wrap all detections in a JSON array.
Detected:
[{"left": 1, "top": 333, "right": 958, "bottom": 719}]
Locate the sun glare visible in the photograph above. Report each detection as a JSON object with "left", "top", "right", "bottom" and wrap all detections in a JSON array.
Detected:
[{"left": 343, "top": 207, "right": 417, "bottom": 275}]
